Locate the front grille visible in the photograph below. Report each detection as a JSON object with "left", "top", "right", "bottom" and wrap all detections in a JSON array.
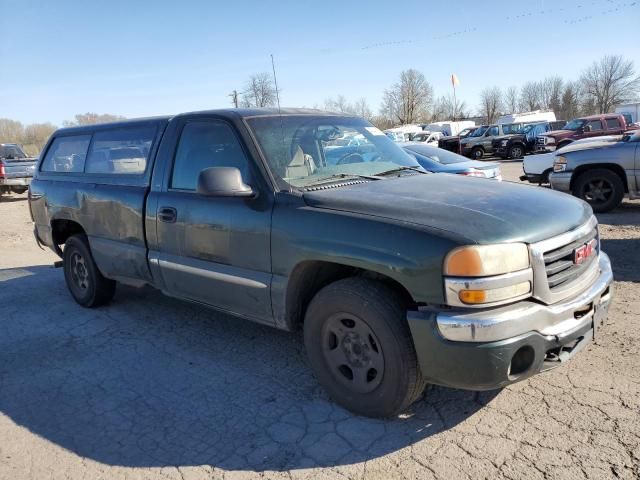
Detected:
[{"left": 543, "top": 227, "right": 598, "bottom": 291}]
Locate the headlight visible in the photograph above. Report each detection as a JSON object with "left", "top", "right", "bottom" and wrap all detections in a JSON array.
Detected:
[
  {"left": 443, "top": 244, "right": 532, "bottom": 307},
  {"left": 553, "top": 155, "right": 567, "bottom": 172},
  {"left": 546, "top": 137, "right": 556, "bottom": 145},
  {"left": 444, "top": 243, "right": 530, "bottom": 276},
  {"left": 501, "top": 140, "right": 508, "bottom": 146}
]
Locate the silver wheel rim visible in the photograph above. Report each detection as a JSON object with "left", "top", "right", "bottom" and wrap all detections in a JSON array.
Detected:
[{"left": 70, "top": 252, "right": 89, "bottom": 290}]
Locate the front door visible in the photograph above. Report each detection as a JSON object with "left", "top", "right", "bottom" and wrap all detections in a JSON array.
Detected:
[{"left": 153, "top": 118, "right": 274, "bottom": 323}]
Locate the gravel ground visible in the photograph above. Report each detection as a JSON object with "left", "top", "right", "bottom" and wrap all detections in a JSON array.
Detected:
[{"left": 0, "top": 165, "right": 639, "bottom": 480}]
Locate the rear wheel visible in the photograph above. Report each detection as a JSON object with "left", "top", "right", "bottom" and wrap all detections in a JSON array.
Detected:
[
  {"left": 572, "top": 168, "right": 624, "bottom": 213},
  {"left": 63, "top": 235, "right": 116, "bottom": 307},
  {"left": 11, "top": 186, "right": 28, "bottom": 194},
  {"left": 304, "top": 277, "right": 426, "bottom": 417},
  {"left": 508, "top": 144, "right": 524, "bottom": 159}
]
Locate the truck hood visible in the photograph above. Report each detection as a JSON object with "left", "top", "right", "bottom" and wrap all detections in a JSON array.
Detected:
[
  {"left": 303, "top": 174, "right": 592, "bottom": 244},
  {"left": 542, "top": 129, "right": 573, "bottom": 139},
  {"left": 557, "top": 137, "right": 621, "bottom": 154}
]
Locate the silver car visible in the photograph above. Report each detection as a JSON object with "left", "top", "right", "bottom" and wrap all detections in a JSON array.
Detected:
[
  {"left": 460, "top": 123, "right": 523, "bottom": 159},
  {"left": 550, "top": 131, "right": 640, "bottom": 212}
]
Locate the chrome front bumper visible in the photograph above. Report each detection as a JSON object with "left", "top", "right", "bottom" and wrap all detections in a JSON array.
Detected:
[{"left": 436, "top": 252, "right": 613, "bottom": 342}]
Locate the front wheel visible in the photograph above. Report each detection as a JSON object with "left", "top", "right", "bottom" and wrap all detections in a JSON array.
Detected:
[
  {"left": 508, "top": 144, "right": 524, "bottom": 159},
  {"left": 572, "top": 168, "right": 624, "bottom": 213},
  {"left": 63, "top": 235, "right": 116, "bottom": 307},
  {"left": 471, "top": 147, "right": 484, "bottom": 160},
  {"left": 304, "top": 277, "right": 426, "bottom": 417}
]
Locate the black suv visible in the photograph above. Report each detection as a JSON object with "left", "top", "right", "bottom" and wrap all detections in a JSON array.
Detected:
[
  {"left": 437, "top": 127, "right": 477, "bottom": 153},
  {"left": 492, "top": 121, "right": 566, "bottom": 159}
]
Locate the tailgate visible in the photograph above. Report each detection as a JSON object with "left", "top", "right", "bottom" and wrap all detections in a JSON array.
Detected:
[{"left": 1, "top": 159, "right": 37, "bottom": 178}]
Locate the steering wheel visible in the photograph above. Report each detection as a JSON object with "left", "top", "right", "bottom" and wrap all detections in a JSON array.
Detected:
[{"left": 337, "top": 153, "right": 364, "bottom": 165}]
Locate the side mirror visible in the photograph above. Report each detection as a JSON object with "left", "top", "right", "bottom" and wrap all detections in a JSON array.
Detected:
[{"left": 196, "top": 166, "right": 255, "bottom": 198}]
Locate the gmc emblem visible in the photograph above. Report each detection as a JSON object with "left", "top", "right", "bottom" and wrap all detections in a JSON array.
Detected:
[{"left": 574, "top": 239, "right": 597, "bottom": 265}]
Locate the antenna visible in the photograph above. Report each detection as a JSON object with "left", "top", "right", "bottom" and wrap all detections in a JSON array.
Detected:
[
  {"left": 270, "top": 54, "right": 290, "bottom": 192},
  {"left": 271, "top": 54, "right": 282, "bottom": 114}
]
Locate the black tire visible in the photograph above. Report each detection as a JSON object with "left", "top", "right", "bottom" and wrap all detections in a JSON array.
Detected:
[
  {"left": 63, "top": 234, "right": 116, "bottom": 307},
  {"left": 11, "top": 187, "right": 28, "bottom": 194},
  {"left": 572, "top": 168, "right": 625, "bottom": 213},
  {"left": 508, "top": 144, "right": 524, "bottom": 159},
  {"left": 304, "top": 277, "right": 427, "bottom": 418},
  {"left": 471, "top": 147, "right": 484, "bottom": 160},
  {"left": 541, "top": 169, "right": 552, "bottom": 185}
]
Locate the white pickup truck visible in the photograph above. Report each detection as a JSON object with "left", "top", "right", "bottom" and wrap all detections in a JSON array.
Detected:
[{"left": 521, "top": 136, "right": 620, "bottom": 184}]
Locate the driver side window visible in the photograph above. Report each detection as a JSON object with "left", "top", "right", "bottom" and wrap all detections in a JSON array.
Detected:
[{"left": 170, "top": 121, "right": 251, "bottom": 191}]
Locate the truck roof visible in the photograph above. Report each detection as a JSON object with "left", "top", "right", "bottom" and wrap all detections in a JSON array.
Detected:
[
  {"left": 52, "top": 108, "right": 350, "bottom": 135},
  {"left": 579, "top": 113, "right": 621, "bottom": 120}
]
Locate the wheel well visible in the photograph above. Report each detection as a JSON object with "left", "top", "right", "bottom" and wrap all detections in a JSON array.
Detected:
[
  {"left": 570, "top": 164, "right": 628, "bottom": 193},
  {"left": 51, "top": 219, "right": 86, "bottom": 248},
  {"left": 472, "top": 145, "right": 484, "bottom": 152},
  {"left": 284, "top": 261, "right": 415, "bottom": 330}
]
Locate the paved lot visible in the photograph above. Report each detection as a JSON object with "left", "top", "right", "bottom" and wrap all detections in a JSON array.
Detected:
[{"left": 1, "top": 164, "right": 639, "bottom": 480}]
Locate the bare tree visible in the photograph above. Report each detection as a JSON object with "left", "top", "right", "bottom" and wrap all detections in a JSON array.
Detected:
[
  {"left": 559, "top": 81, "right": 582, "bottom": 120},
  {"left": 479, "top": 86, "right": 503, "bottom": 124},
  {"left": 505, "top": 86, "right": 519, "bottom": 114},
  {"left": 22, "top": 123, "right": 56, "bottom": 152},
  {"left": 580, "top": 55, "right": 640, "bottom": 113},
  {"left": 431, "top": 95, "right": 467, "bottom": 121},
  {"left": 0, "top": 118, "right": 25, "bottom": 143},
  {"left": 324, "top": 95, "right": 350, "bottom": 113},
  {"left": 63, "top": 113, "right": 126, "bottom": 127},
  {"left": 538, "top": 76, "right": 564, "bottom": 113},
  {"left": 380, "top": 69, "right": 433, "bottom": 125},
  {"left": 352, "top": 97, "right": 373, "bottom": 120},
  {"left": 241, "top": 72, "right": 277, "bottom": 108},
  {"left": 519, "top": 81, "right": 540, "bottom": 111}
]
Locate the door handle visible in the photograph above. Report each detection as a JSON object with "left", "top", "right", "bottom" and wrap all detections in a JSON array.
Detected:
[{"left": 158, "top": 206, "right": 177, "bottom": 223}]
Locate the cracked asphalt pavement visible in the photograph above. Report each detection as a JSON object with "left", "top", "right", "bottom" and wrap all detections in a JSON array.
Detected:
[{"left": 1, "top": 165, "right": 639, "bottom": 479}]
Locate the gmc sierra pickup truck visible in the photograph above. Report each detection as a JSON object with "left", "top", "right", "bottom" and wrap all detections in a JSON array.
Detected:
[
  {"left": 536, "top": 114, "right": 639, "bottom": 152},
  {"left": 0, "top": 143, "right": 37, "bottom": 198},
  {"left": 29, "top": 109, "right": 613, "bottom": 417}
]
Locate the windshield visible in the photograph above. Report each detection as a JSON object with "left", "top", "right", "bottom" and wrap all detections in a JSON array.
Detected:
[
  {"left": 404, "top": 145, "right": 467, "bottom": 165},
  {"left": 458, "top": 128, "right": 473, "bottom": 137},
  {"left": 247, "top": 116, "right": 421, "bottom": 188},
  {"left": 0, "top": 145, "right": 27, "bottom": 159},
  {"left": 469, "top": 126, "right": 489, "bottom": 137},
  {"left": 564, "top": 119, "right": 587, "bottom": 131}
]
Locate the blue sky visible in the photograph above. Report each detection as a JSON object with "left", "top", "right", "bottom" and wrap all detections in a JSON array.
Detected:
[{"left": 1, "top": 0, "right": 639, "bottom": 125}]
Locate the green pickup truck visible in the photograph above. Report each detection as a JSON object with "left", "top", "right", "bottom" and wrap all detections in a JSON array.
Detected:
[{"left": 29, "top": 109, "right": 613, "bottom": 417}]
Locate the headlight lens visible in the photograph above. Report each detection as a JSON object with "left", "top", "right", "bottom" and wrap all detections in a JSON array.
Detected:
[
  {"left": 554, "top": 155, "right": 567, "bottom": 172},
  {"left": 546, "top": 137, "right": 555, "bottom": 145},
  {"left": 501, "top": 140, "right": 508, "bottom": 146},
  {"left": 444, "top": 243, "right": 530, "bottom": 277}
]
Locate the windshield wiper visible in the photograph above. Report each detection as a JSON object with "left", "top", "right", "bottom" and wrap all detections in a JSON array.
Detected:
[
  {"left": 375, "top": 166, "right": 427, "bottom": 177},
  {"left": 304, "top": 173, "right": 382, "bottom": 187}
]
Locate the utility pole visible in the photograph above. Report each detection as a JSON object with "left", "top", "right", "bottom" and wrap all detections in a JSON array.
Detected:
[{"left": 229, "top": 90, "right": 239, "bottom": 108}]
